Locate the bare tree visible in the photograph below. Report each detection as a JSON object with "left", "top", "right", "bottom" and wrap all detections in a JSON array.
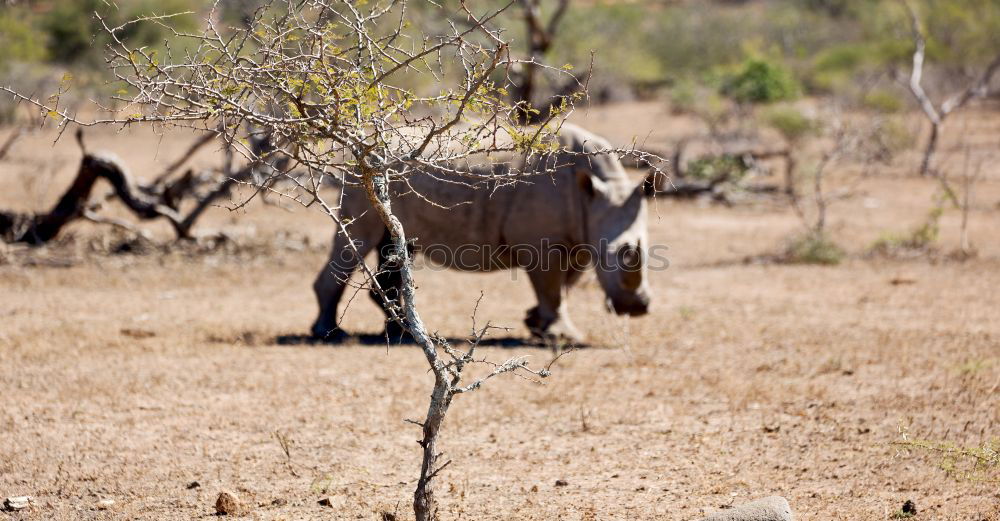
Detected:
[
  {"left": 900, "top": 0, "right": 1000, "bottom": 177},
  {"left": 789, "top": 122, "right": 847, "bottom": 239},
  {"left": 447, "top": 0, "right": 574, "bottom": 123},
  {"left": 935, "top": 144, "right": 982, "bottom": 259},
  {"left": 511, "top": 0, "right": 571, "bottom": 122},
  {"left": 956, "top": 150, "right": 980, "bottom": 258},
  {"left": 1, "top": 2, "right": 662, "bottom": 520},
  {"left": 775, "top": 109, "right": 896, "bottom": 264}
]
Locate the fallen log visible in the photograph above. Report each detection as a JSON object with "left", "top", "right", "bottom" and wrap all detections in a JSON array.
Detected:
[
  {"left": 0, "top": 128, "right": 275, "bottom": 245},
  {"left": 1, "top": 151, "right": 181, "bottom": 244},
  {"left": 641, "top": 137, "right": 795, "bottom": 199}
]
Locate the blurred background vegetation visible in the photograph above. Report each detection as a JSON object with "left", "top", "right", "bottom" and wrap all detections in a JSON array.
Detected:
[{"left": 1, "top": 0, "right": 999, "bottom": 120}]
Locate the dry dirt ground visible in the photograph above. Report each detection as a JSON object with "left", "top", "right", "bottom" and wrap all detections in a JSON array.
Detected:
[{"left": 1, "top": 102, "right": 999, "bottom": 520}]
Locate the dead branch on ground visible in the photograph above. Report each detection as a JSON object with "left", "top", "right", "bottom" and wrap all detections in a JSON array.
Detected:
[
  {"left": 0, "top": 128, "right": 274, "bottom": 244},
  {"left": 641, "top": 139, "right": 794, "bottom": 202},
  {"left": 1, "top": 144, "right": 180, "bottom": 244}
]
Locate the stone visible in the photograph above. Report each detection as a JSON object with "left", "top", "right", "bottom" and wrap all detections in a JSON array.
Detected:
[
  {"left": 215, "top": 491, "right": 242, "bottom": 516},
  {"left": 318, "top": 496, "right": 344, "bottom": 508},
  {"left": 3, "top": 496, "right": 33, "bottom": 512},
  {"left": 699, "top": 496, "right": 793, "bottom": 521}
]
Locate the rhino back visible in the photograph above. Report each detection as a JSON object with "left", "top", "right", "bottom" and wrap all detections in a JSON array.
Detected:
[
  {"left": 391, "top": 167, "right": 515, "bottom": 250},
  {"left": 390, "top": 162, "right": 581, "bottom": 271}
]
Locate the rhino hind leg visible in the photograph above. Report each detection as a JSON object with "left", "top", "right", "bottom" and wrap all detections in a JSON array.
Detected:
[
  {"left": 370, "top": 231, "right": 413, "bottom": 343},
  {"left": 524, "top": 269, "right": 584, "bottom": 345}
]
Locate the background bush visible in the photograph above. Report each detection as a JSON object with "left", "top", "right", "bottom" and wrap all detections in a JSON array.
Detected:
[
  {"left": 722, "top": 58, "right": 801, "bottom": 104},
  {"left": 2, "top": 0, "right": 1000, "bottom": 120}
]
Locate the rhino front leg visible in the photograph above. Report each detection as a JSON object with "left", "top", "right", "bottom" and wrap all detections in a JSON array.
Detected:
[
  {"left": 312, "top": 260, "right": 351, "bottom": 342},
  {"left": 312, "top": 220, "right": 383, "bottom": 342},
  {"left": 524, "top": 269, "right": 583, "bottom": 344}
]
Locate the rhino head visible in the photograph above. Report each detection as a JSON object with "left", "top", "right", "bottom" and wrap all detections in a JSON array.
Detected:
[{"left": 574, "top": 151, "right": 652, "bottom": 317}]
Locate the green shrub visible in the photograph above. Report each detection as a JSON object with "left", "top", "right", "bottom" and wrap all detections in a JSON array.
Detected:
[
  {"left": 668, "top": 79, "right": 698, "bottom": 114},
  {"left": 646, "top": 5, "right": 750, "bottom": 83},
  {"left": 870, "top": 116, "right": 915, "bottom": 160},
  {"left": 895, "top": 435, "right": 1000, "bottom": 483},
  {"left": 40, "top": 0, "right": 199, "bottom": 64},
  {"left": 721, "top": 58, "right": 800, "bottom": 104},
  {"left": 40, "top": 0, "right": 106, "bottom": 64},
  {"left": 862, "top": 89, "right": 905, "bottom": 114},
  {"left": 686, "top": 155, "right": 749, "bottom": 183},
  {"left": 807, "top": 43, "right": 869, "bottom": 92},
  {"left": 764, "top": 106, "right": 816, "bottom": 142},
  {"left": 902, "top": 207, "right": 942, "bottom": 248},
  {"left": 0, "top": 9, "right": 49, "bottom": 66},
  {"left": 813, "top": 44, "right": 868, "bottom": 73},
  {"left": 869, "top": 207, "right": 942, "bottom": 256},
  {"left": 802, "top": 0, "right": 861, "bottom": 18},
  {"left": 668, "top": 80, "right": 734, "bottom": 131},
  {"left": 784, "top": 233, "right": 845, "bottom": 265}
]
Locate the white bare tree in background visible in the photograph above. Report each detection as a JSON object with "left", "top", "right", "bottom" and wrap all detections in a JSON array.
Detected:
[
  {"left": 900, "top": 0, "right": 1000, "bottom": 177},
  {"left": 2, "top": 2, "right": 663, "bottom": 519}
]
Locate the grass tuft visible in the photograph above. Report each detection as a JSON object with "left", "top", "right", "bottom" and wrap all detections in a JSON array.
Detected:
[{"left": 783, "top": 233, "right": 845, "bottom": 265}]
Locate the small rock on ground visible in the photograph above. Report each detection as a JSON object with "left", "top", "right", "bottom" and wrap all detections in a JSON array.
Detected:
[
  {"left": 699, "top": 496, "right": 793, "bottom": 521},
  {"left": 317, "top": 496, "right": 344, "bottom": 508},
  {"left": 215, "top": 491, "right": 243, "bottom": 516},
  {"left": 3, "top": 496, "right": 33, "bottom": 512}
]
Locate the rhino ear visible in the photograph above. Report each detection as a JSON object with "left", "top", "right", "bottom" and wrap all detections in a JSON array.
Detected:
[{"left": 576, "top": 169, "right": 608, "bottom": 200}]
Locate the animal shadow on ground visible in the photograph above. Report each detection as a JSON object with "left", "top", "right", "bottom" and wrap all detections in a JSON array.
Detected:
[{"left": 274, "top": 332, "right": 589, "bottom": 349}]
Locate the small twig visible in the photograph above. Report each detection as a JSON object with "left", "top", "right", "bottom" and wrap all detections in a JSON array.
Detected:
[
  {"left": 0, "top": 127, "right": 26, "bottom": 161},
  {"left": 150, "top": 130, "right": 217, "bottom": 188}
]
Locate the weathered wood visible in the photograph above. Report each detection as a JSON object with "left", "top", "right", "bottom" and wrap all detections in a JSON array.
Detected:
[
  {"left": 641, "top": 138, "right": 793, "bottom": 198},
  {"left": 2, "top": 152, "right": 181, "bottom": 244},
  {"left": 0, "top": 125, "right": 279, "bottom": 244},
  {"left": 149, "top": 131, "right": 217, "bottom": 187}
]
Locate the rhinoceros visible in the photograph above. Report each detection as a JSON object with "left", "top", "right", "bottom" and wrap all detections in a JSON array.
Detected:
[{"left": 311, "top": 124, "right": 651, "bottom": 343}]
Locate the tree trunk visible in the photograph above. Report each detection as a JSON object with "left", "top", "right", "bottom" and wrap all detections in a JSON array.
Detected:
[
  {"left": 920, "top": 122, "right": 939, "bottom": 177},
  {"left": 413, "top": 379, "right": 453, "bottom": 521},
  {"left": 515, "top": 63, "right": 538, "bottom": 124},
  {"left": 359, "top": 164, "right": 455, "bottom": 521}
]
